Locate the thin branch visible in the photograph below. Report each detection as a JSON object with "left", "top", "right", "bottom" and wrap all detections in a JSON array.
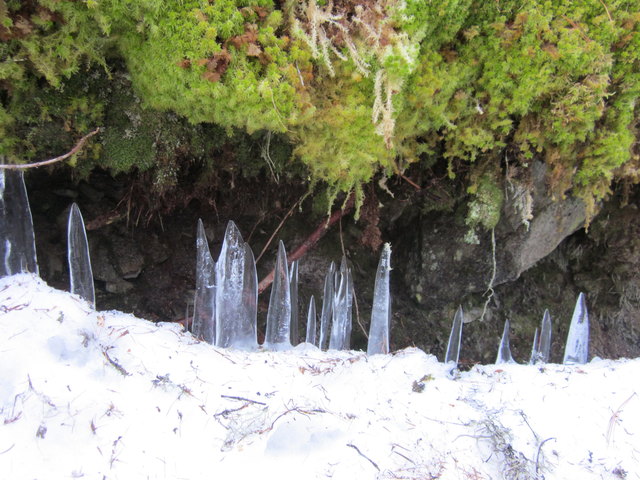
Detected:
[
  {"left": 535, "top": 437, "right": 556, "bottom": 474},
  {"left": 400, "top": 173, "right": 421, "bottom": 190},
  {"left": 352, "top": 281, "right": 367, "bottom": 340},
  {"left": 255, "top": 195, "right": 304, "bottom": 264},
  {"left": 0, "top": 128, "right": 101, "bottom": 170},
  {"left": 258, "top": 193, "right": 355, "bottom": 293},
  {"left": 347, "top": 443, "right": 380, "bottom": 471},
  {"left": 220, "top": 395, "right": 266, "bottom": 406}
]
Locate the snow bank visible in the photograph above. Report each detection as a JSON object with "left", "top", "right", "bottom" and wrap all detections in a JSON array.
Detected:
[{"left": 0, "top": 274, "right": 638, "bottom": 480}]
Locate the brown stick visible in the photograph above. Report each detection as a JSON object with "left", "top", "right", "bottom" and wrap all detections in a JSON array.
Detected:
[
  {"left": 255, "top": 195, "right": 304, "bottom": 264},
  {"left": 257, "top": 193, "right": 355, "bottom": 294},
  {"left": 0, "top": 128, "right": 101, "bottom": 170}
]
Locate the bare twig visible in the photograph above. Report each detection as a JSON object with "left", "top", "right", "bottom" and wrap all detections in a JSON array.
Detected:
[
  {"left": 535, "top": 437, "right": 556, "bottom": 474},
  {"left": 260, "top": 407, "right": 326, "bottom": 434},
  {"left": 255, "top": 195, "right": 304, "bottom": 263},
  {"left": 0, "top": 444, "right": 15, "bottom": 455},
  {"left": 607, "top": 392, "right": 637, "bottom": 445},
  {"left": 258, "top": 193, "right": 355, "bottom": 293},
  {"left": 102, "top": 349, "right": 130, "bottom": 376},
  {"left": 220, "top": 395, "right": 266, "bottom": 406},
  {"left": 0, "top": 128, "right": 101, "bottom": 170},
  {"left": 352, "top": 280, "right": 367, "bottom": 340},
  {"left": 347, "top": 443, "right": 380, "bottom": 471},
  {"left": 400, "top": 173, "right": 421, "bottom": 190}
]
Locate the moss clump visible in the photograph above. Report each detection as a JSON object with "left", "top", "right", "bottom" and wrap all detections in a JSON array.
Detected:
[
  {"left": 0, "top": 0, "right": 639, "bottom": 225},
  {"left": 464, "top": 171, "right": 504, "bottom": 244}
]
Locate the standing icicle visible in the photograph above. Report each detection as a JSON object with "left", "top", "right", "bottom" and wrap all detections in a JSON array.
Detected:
[
  {"left": 240, "top": 243, "right": 258, "bottom": 345},
  {"left": 264, "top": 241, "right": 292, "bottom": 351},
  {"left": 215, "top": 221, "right": 257, "bottom": 350},
  {"left": 531, "top": 309, "right": 552, "bottom": 364},
  {"left": 539, "top": 309, "right": 552, "bottom": 363},
  {"left": 289, "top": 259, "right": 299, "bottom": 346},
  {"left": 329, "top": 256, "right": 353, "bottom": 351},
  {"left": 345, "top": 264, "right": 354, "bottom": 349},
  {"left": 444, "top": 306, "right": 464, "bottom": 365},
  {"left": 563, "top": 293, "right": 589, "bottom": 365},
  {"left": 305, "top": 295, "right": 317, "bottom": 345},
  {"left": 192, "top": 219, "right": 215, "bottom": 344},
  {"left": 0, "top": 170, "right": 38, "bottom": 277},
  {"left": 496, "top": 320, "right": 515, "bottom": 364},
  {"left": 67, "top": 203, "right": 95, "bottom": 307},
  {"left": 367, "top": 243, "right": 391, "bottom": 355},
  {"left": 318, "top": 262, "right": 335, "bottom": 350},
  {"left": 529, "top": 328, "right": 540, "bottom": 365}
]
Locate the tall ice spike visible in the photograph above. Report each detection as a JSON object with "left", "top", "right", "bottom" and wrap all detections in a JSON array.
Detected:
[
  {"left": 240, "top": 242, "right": 258, "bottom": 345},
  {"left": 531, "top": 309, "right": 552, "bottom": 364},
  {"left": 563, "top": 293, "right": 589, "bottom": 364},
  {"left": 289, "top": 259, "right": 299, "bottom": 345},
  {"left": 329, "top": 256, "right": 353, "bottom": 351},
  {"left": 0, "top": 169, "right": 38, "bottom": 276},
  {"left": 529, "top": 328, "right": 539, "bottom": 365},
  {"left": 367, "top": 243, "right": 391, "bottom": 355},
  {"left": 496, "top": 320, "right": 515, "bottom": 364},
  {"left": 539, "top": 309, "right": 552, "bottom": 363},
  {"left": 444, "top": 306, "right": 464, "bottom": 365},
  {"left": 305, "top": 295, "right": 317, "bottom": 345},
  {"left": 264, "top": 240, "right": 292, "bottom": 350},
  {"left": 215, "top": 221, "right": 257, "bottom": 350},
  {"left": 318, "top": 262, "right": 335, "bottom": 350},
  {"left": 67, "top": 203, "right": 95, "bottom": 307},
  {"left": 192, "top": 219, "right": 215, "bottom": 343}
]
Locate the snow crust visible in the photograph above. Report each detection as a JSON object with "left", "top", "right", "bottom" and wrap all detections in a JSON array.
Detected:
[{"left": 0, "top": 274, "right": 638, "bottom": 480}]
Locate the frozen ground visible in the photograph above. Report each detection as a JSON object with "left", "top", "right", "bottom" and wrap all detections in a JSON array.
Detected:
[{"left": 0, "top": 274, "right": 638, "bottom": 480}]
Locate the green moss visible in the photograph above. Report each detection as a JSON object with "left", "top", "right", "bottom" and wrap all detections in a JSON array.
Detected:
[
  {"left": 465, "top": 171, "right": 504, "bottom": 243},
  {"left": 0, "top": 0, "right": 638, "bottom": 224}
]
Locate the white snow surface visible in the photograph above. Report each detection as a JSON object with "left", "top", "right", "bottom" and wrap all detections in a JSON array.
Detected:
[{"left": 0, "top": 274, "right": 638, "bottom": 480}]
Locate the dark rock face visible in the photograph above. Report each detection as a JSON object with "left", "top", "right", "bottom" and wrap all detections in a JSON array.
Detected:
[{"left": 397, "top": 162, "right": 587, "bottom": 313}]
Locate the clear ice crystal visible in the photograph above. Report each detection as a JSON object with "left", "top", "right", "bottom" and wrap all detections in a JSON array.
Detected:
[
  {"left": 67, "top": 203, "right": 95, "bottom": 307},
  {"left": 192, "top": 219, "right": 215, "bottom": 344},
  {"left": 563, "top": 293, "right": 589, "bottom": 365},
  {"left": 305, "top": 295, "right": 317, "bottom": 345},
  {"left": 0, "top": 170, "right": 38, "bottom": 277},
  {"left": 367, "top": 243, "right": 391, "bottom": 355},
  {"left": 215, "top": 221, "right": 257, "bottom": 350},
  {"left": 289, "top": 259, "right": 299, "bottom": 345},
  {"left": 539, "top": 309, "right": 552, "bottom": 363},
  {"left": 496, "top": 320, "right": 515, "bottom": 364},
  {"left": 444, "top": 306, "right": 464, "bottom": 365},
  {"left": 329, "top": 256, "right": 353, "bottom": 351},
  {"left": 529, "top": 328, "right": 539, "bottom": 365},
  {"left": 240, "top": 242, "right": 258, "bottom": 344},
  {"left": 530, "top": 310, "right": 552, "bottom": 364},
  {"left": 264, "top": 240, "right": 292, "bottom": 351},
  {"left": 318, "top": 261, "right": 335, "bottom": 350}
]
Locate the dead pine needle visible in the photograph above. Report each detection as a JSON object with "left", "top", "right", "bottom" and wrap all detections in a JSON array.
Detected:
[
  {"left": 102, "top": 349, "right": 130, "bottom": 376},
  {"left": 535, "top": 437, "right": 556, "bottom": 474},
  {"left": 347, "top": 443, "right": 380, "bottom": 471},
  {"left": 607, "top": 392, "right": 637, "bottom": 445}
]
